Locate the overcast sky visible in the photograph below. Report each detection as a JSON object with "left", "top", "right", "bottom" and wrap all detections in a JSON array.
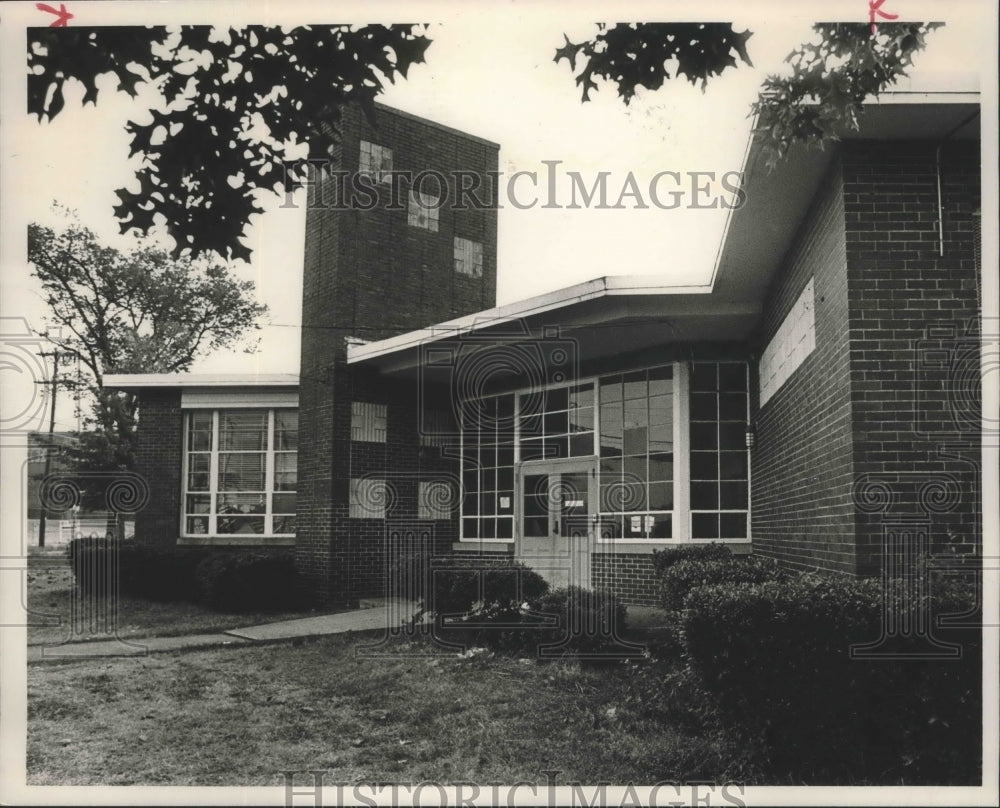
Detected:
[{"left": 0, "top": 0, "right": 994, "bottom": 431}]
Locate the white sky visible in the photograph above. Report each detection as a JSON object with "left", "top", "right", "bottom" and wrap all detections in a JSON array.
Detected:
[{"left": 0, "top": 0, "right": 995, "bottom": 432}]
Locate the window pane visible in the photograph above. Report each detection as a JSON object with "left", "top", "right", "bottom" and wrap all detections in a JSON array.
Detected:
[
  {"left": 648, "top": 481, "right": 673, "bottom": 510},
  {"left": 275, "top": 411, "right": 298, "bottom": 450},
  {"left": 569, "top": 431, "right": 594, "bottom": 457},
  {"left": 599, "top": 376, "right": 622, "bottom": 402},
  {"left": 187, "top": 453, "right": 210, "bottom": 491},
  {"left": 648, "top": 513, "right": 672, "bottom": 538},
  {"left": 218, "top": 453, "right": 265, "bottom": 491},
  {"left": 690, "top": 363, "right": 717, "bottom": 392},
  {"left": 622, "top": 427, "right": 647, "bottom": 456},
  {"left": 462, "top": 518, "right": 479, "bottom": 539},
  {"left": 187, "top": 428, "right": 212, "bottom": 451},
  {"left": 623, "top": 455, "right": 647, "bottom": 484},
  {"left": 719, "top": 393, "right": 747, "bottom": 421},
  {"left": 273, "top": 493, "right": 296, "bottom": 513},
  {"left": 218, "top": 493, "right": 267, "bottom": 514},
  {"left": 690, "top": 393, "right": 717, "bottom": 421},
  {"left": 720, "top": 481, "right": 749, "bottom": 510},
  {"left": 720, "top": 451, "right": 748, "bottom": 480},
  {"left": 186, "top": 516, "right": 209, "bottom": 535},
  {"left": 544, "top": 410, "right": 568, "bottom": 434},
  {"left": 719, "top": 422, "right": 746, "bottom": 450},
  {"left": 546, "top": 435, "right": 568, "bottom": 459},
  {"left": 481, "top": 518, "right": 497, "bottom": 539},
  {"left": 217, "top": 515, "right": 265, "bottom": 534},
  {"left": 690, "top": 451, "right": 718, "bottom": 480},
  {"left": 273, "top": 515, "right": 296, "bottom": 534},
  {"left": 718, "top": 363, "right": 747, "bottom": 392},
  {"left": 691, "top": 481, "right": 719, "bottom": 510},
  {"left": 275, "top": 453, "right": 297, "bottom": 490},
  {"left": 720, "top": 512, "right": 748, "bottom": 539},
  {"left": 648, "top": 452, "right": 673, "bottom": 482},
  {"left": 648, "top": 365, "right": 672, "bottom": 394},
  {"left": 692, "top": 513, "right": 720, "bottom": 539},
  {"left": 648, "top": 394, "right": 672, "bottom": 426},
  {"left": 186, "top": 495, "right": 211, "bottom": 514},
  {"left": 569, "top": 407, "right": 593, "bottom": 432},
  {"left": 544, "top": 387, "right": 568, "bottom": 412},
  {"left": 496, "top": 517, "right": 513, "bottom": 539},
  {"left": 623, "top": 372, "right": 646, "bottom": 400},
  {"left": 496, "top": 466, "right": 513, "bottom": 490},
  {"left": 568, "top": 384, "right": 594, "bottom": 409},
  {"left": 648, "top": 422, "right": 672, "bottom": 453},
  {"left": 690, "top": 422, "right": 718, "bottom": 450},
  {"left": 521, "top": 438, "right": 545, "bottom": 461},
  {"left": 219, "top": 410, "right": 267, "bottom": 450}
]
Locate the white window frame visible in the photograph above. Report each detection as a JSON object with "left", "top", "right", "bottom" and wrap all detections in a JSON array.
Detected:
[
  {"left": 456, "top": 361, "right": 751, "bottom": 546},
  {"left": 180, "top": 408, "right": 297, "bottom": 539}
]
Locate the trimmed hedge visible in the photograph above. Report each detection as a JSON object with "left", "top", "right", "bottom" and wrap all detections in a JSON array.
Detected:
[
  {"left": 680, "top": 571, "right": 982, "bottom": 783},
  {"left": 418, "top": 561, "right": 549, "bottom": 617},
  {"left": 67, "top": 538, "right": 305, "bottom": 613},
  {"left": 651, "top": 542, "right": 732, "bottom": 576},
  {"left": 657, "top": 553, "right": 784, "bottom": 612},
  {"left": 193, "top": 550, "right": 304, "bottom": 612}
]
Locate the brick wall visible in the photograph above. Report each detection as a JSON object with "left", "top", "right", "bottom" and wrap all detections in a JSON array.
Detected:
[
  {"left": 592, "top": 553, "right": 659, "bottom": 606},
  {"left": 751, "top": 159, "right": 858, "bottom": 573},
  {"left": 134, "top": 389, "right": 182, "bottom": 546},
  {"left": 296, "top": 103, "right": 500, "bottom": 605},
  {"left": 843, "top": 140, "right": 981, "bottom": 574}
]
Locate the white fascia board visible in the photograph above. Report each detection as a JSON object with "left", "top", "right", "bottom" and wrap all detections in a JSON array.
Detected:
[
  {"left": 346, "top": 275, "right": 714, "bottom": 365},
  {"left": 104, "top": 373, "right": 299, "bottom": 390}
]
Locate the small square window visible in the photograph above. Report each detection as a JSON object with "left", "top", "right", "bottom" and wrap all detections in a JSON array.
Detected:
[
  {"left": 350, "top": 478, "right": 388, "bottom": 519},
  {"left": 359, "top": 140, "right": 393, "bottom": 183},
  {"left": 408, "top": 190, "right": 440, "bottom": 231},
  {"left": 419, "top": 480, "right": 453, "bottom": 520},
  {"left": 454, "top": 237, "right": 483, "bottom": 277},
  {"left": 351, "top": 401, "right": 387, "bottom": 443}
]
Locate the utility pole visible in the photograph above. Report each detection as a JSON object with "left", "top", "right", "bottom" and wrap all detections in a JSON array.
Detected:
[{"left": 36, "top": 349, "right": 62, "bottom": 548}]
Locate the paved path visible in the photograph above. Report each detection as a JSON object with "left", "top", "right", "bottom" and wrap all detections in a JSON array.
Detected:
[{"left": 28, "top": 601, "right": 668, "bottom": 663}]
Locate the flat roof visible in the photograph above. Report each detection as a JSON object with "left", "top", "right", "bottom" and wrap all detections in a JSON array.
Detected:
[{"left": 105, "top": 373, "right": 298, "bottom": 391}]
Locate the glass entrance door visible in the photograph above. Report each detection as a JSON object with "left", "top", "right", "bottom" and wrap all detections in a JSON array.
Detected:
[{"left": 518, "top": 459, "right": 595, "bottom": 590}]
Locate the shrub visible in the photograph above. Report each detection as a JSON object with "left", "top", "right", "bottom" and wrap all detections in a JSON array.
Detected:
[
  {"left": 420, "top": 561, "right": 548, "bottom": 617},
  {"left": 680, "top": 571, "right": 981, "bottom": 783},
  {"left": 651, "top": 542, "right": 732, "bottom": 576},
  {"left": 193, "top": 550, "right": 304, "bottom": 612},
  {"left": 444, "top": 585, "right": 630, "bottom": 659},
  {"left": 67, "top": 536, "right": 121, "bottom": 596},
  {"left": 657, "top": 553, "right": 784, "bottom": 612}
]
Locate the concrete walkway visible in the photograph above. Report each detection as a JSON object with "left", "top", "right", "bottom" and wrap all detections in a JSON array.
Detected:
[{"left": 28, "top": 601, "right": 668, "bottom": 663}]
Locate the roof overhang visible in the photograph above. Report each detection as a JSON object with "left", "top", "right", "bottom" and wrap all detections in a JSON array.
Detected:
[
  {"left": 350, "top": 74, "right": 980, "bottom": 380},
  {"left": 346, "top": 276, "right": 760, "bottom": 379},
  {"left": 104, "top": 373, "right": 299, "bottom": 391},
  {"left": 711, "top": 73, "right": 980, "bottom": 303}
]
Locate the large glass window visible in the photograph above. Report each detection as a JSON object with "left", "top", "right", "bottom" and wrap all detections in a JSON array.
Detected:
[
  {"left": 598, "top": 366, "right": 673, "bottom": 539},
  {"left": 518, "top": 382, "right": 594, "bottom": 461},
  {"left": 461, "top": 394, "right": 515, "bottom": 540},
  {"left": 689, "top": 362, "right": 749, "bottom": 539},
  {"left": 183, "top": 409, "right": 297, "bottom": 537}
]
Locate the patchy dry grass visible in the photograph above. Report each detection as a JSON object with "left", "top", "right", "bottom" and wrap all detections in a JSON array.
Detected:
[
  {"left": 27, "top": 633, "right": 728, "bottom": 786},
  {"left": 26, "top": 554, "right": 321, "bottom": 647}
]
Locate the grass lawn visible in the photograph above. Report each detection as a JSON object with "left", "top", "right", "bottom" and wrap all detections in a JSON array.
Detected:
[
  {"left": 27, "top": 632, "right": 730, "bottom": 786},
  {"left": 26, "top": 553, "right": 322, "bottom": 647}
]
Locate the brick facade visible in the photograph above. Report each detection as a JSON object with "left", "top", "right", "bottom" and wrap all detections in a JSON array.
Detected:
[
  {"left": 843, "top": 141, "right": 981, "bottom": 574},
  {"left": 297, "top": 104, "right": 499, "bottom": 605},
  {"left": 752, "top": 140, "right": 981, "bottom": 576},
  {"left": 133, "top": 389, "right": 183, "bottom": 547}
]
